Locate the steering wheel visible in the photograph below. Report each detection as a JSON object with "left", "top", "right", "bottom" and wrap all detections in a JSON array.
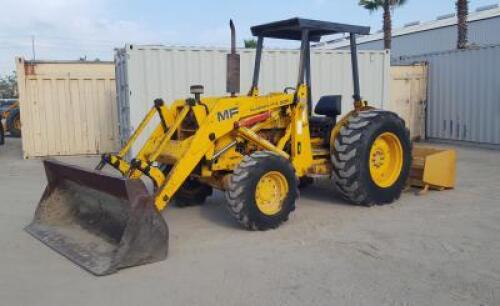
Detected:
[{"left": 284, "top": 87, "right": 296, "bottom": 94}]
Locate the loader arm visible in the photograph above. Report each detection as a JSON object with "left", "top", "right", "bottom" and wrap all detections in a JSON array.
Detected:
[
  {"left": 152, "top": 93, "right": 299, "bottom": 210},
  {"left": 97, "top": 91, "right": 300, "bottom": 211},
  {"left": 97, "top": 102, "right": 176, "bottom": 177}
]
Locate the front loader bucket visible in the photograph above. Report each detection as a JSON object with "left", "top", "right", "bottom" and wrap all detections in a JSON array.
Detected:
[
  {"left": 25, "top": 160, "right": 168, "bottom": 276},
  {"left": 409, "top": 146, "right": 456, "bottom": 191}
]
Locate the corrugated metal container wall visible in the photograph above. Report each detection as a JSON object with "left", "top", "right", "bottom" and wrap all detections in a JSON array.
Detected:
[
  {"left": 393, "top": 45, "right": 500, "bottom": 145},
  {"left": 387, "top": 64, "right": 428, "bottom": 140},
  {"left": 115, "top": 45, "right": 390, "bottom": 153},
  {"left": 337, "top": 15, "right": 500, "bottom": 58},
  {"left": 16, "top": 58, "right": 119, "bottom": 158}
]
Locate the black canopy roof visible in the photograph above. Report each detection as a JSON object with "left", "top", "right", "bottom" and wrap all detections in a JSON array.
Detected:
[{"left": 251, "top": 18, "right": 370, "bottom": 42}]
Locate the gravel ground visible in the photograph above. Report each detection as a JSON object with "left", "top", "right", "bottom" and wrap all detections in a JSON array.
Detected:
[{"left": 1, "top": 138, "right": 499, "bottom": 306}]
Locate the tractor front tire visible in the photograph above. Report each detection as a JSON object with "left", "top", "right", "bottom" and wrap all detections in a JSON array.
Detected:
[
  {"left": 332, "top": 110, "right": 411, "bottom": 206},
  {"left": 225, "top": 151, "right": 298, "bottom": 230},
  {"left": 160, "top": 164, "right": 213, "bottom": 207},
  {"left": 174, "top": 178, "right": 213, "bottom": 207}
]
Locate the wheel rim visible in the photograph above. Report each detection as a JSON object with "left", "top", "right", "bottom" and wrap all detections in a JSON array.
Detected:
[
  {"left": 255, "top": 171, "right": 288, "bottom": 216},
  {"left": 369, "top": 132, "right": 403, "bottom": 188}
]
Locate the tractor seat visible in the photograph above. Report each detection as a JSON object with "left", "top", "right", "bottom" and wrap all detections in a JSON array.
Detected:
[
  {"left": 314, "top": 95, "right": 342, "bottom": 118},
  {"left": 309, "top": 95, "right": 342, "bottom": 146}
]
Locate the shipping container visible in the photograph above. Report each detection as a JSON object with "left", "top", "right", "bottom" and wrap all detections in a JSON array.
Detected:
[
  {"left": 388, "top": 64, "right": 428, "bottom": 140},
  {"left": 393, "top": 45, "right": 500, "bottom": 146},
  {"left": 16, "top": 58, "right": 119, "bottom": 158},
  {"left": 115, "top": 45, "right": 390, "bottom": 154},
  {"left": 321, "top": 6, "right": 500, "bottom": 59}
]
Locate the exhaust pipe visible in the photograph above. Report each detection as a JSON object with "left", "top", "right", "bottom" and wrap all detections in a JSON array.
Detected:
[
  {"left": 226, "top": 19, "right": 240, "bottom": 96},
  {"left": 230, "top": 19, "right": 236, "bottom": 53}
]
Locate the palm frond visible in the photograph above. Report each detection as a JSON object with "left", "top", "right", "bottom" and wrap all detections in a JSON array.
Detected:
[
  {"left": 391, "top": 0, "right": 408, "bottom": 7},
  {"left": 359, "top": 0, "right": 384, "bottom": 12},
  {"left": 360, "top": 0, "right": 408, "bottom": 11}
]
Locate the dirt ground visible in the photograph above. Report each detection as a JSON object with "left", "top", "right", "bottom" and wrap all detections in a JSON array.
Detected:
[{"left": 1, "top": 138, "right": 499, "bottom": 306}]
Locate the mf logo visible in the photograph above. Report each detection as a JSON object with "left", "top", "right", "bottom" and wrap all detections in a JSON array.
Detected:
[{"left": 217, "top": 107, "right": 239, "bottom": 122}]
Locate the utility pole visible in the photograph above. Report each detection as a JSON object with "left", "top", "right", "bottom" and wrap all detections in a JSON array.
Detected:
[{"left": 31, "top": 35, "right": 36, "bottom": 61}]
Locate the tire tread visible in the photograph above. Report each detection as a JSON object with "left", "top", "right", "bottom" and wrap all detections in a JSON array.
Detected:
[
  {"left": 225, "top": 151, "right": 298, "bottom": 230},
  {"left": 331, "top": 110, "right": 411, "bottom": 206}
]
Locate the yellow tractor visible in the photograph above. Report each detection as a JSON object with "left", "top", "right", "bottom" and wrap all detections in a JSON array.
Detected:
[
  {"left": 26, "top": 18, "right": 412, "bottom": 275},
  {"left": 0, "top": 100, "right": 21, "bottom": 138}
]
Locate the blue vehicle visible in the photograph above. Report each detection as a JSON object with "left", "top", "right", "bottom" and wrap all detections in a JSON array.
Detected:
[{"left": 0, "top": 99, "right": 20, "bottom": 138}]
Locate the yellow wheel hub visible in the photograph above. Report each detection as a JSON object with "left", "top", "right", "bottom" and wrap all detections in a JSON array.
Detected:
[
  {"left": 369, "top": 132, "right": 403, "bottom": 188},
  {"left": 255, "top": 171, "right": 288, "bottom": 216}
]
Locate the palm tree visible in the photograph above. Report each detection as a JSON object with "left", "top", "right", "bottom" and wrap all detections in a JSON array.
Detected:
[
  {"left": 456, "top": 0, "right": 469, "bottom": 49},
  {"left": 359, "top": 0, "right": 408, "bottom": 50}
]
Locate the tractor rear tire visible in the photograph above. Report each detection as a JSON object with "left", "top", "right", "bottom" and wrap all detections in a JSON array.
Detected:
[
  {"left": 174, "top": 178, "right": 213, "bottom": 207},
  {"left": 7, "top": 108, "right": 21, "bottom": 138},
  {"left": 331, "top": 110, "right": 411, "bottom": 206},
  {"left": 225, "top": 151, "right": 298, "bottom": 230}
]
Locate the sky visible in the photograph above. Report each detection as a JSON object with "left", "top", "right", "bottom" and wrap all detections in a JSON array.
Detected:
[{"left": 1, "top": 0, "right": 498, "bottom": 75}]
